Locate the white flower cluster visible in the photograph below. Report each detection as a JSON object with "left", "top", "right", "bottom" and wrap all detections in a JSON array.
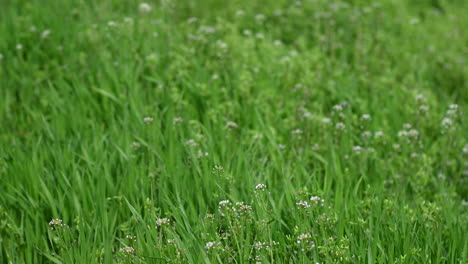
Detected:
[
  {"left": 143, "top": 116, "right": 154, "bottom": 124},
  {"left": 205, "top": 241, "right": 221, "bottom": 250},
  {"left": 120, "top": 246, "right": 136, "bottom": 254},
  {"left": 156, "top": 218, "right": 171, "bottom": 228},
  {"left": 139, "top": 3, "right": 152, "bottom": 13},
  {"left": 310, "top": 196, "right": 325, "bottom": 206}
]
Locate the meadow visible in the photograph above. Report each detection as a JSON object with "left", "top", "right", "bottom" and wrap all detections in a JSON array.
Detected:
[{"left": 0, "top": 0, "right": 467, "bottom": 263}]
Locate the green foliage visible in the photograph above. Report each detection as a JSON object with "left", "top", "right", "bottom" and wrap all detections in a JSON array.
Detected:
[{"left": 0, "top": 0, "right": 467, "bottom": 263}]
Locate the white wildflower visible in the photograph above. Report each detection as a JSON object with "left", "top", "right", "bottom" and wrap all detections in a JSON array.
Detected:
[
  {"left": 374, "top": 131, "right": 384, "bottom": 138},
  {"left": 255, "top": 14, "right": 266, "bottom": 21},
  {"left": 185, "top": 139, "right": 198, "bottom": 147},
  {"left": 156, "top": 218, "right": 170, "bottom": 228},
  {"left": 335, "top": 122, "right": 346, "bottom": 131},
  {"left": 41, "top": 29, "right": 51, "bottom": 39},
  {"left": 441, "top": 118, "right": 453, "bottom": 128},
  {"left": 225, "top": 121, "right": 238, "bottom": 129},
  {"left": 131, "top": 142, "right": 141, "bottom": 149},
  {"left": 255, "top": 184, "right": 267, "bottom": 191},
  {"left": 353, "top": 146, "right": 363, "bottom": 154},
  {"left": 236, "top": 10, "right": 245, "bottom": 16},
  {"left": 143, "top": 116, "right": 154, "bottom": 124},
  {"left": 218, "top": 200, "right": 231, "bottom": 207},
  {"left": 419, "top": 105, "right": 429, "bottom": 112},
  {"left": 243, "top": 29, "right": 252, "bottom": 36},
  {"left": 296, "top": 201, "right": 311, "bottom": 209},
  {"left": 296, "top": 233, "right": 311, "bottom": 244},
  {"left": 49, "top": 218, "right": 63, "bottom": 227},
  {"left": 332, "top": 104, "right": 343, "bottom": 112},
  {"left": 291, "top": 129, "right": 303, "bottom": 135},
  {"left": 362, "top": 131, "right": 372, "bottom": 138},
  {"left": 139, "top": 3, "right": 152, "bottom": 13},
  {"left": 408, "top": 129, "right": 419, "bottom": 138},
  {"left": 361, "top": 114, "right": 371, "bottom": 121},
  {"left": 310, "top": 196, "right": 324, "bottom": 205},
  {"left": 120, "top": 246, "right": 135, "bottom": 254},
  {"left": 205, "top": 241, "right": 219, "bottom": 250},
  {"left": 415, "top": 94, "right": 426, "bottom": 103},
  {"left": 173, "top": 117, "right": 183, "bottom": 124}
]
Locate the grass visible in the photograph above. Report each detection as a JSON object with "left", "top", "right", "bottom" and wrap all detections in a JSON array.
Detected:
[{"left": 0, "top": 0, "right": 467, "bottom": 263}]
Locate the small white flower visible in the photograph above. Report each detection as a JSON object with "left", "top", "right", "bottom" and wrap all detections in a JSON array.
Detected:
[
  {"left": 255, "top": 14, "right": 266, "bottom": 21},
  {"left": 322, "top": 117, "right": 331, "bottom": 124},
  {"left": 296, "top": 201, "right": 310, "bottom": 209},
  {"left": 186, "top": 139, "right": 198, "bottom": 147},
  {"left": 374, "top": 131, "right": 384, "bottom": 138},
  {"left": 398, "top": 130, "right": 408, "bottom": 137},
  {"left": 139, "top": 2, "right": 152, "bottom": 13},
  {"left": 225, "top": 121, "right": 238, "bottom": 129},
  {"left": 16, "top": 44, "right": 23, "bottom": 50},
  {"left": 173, "top": 117, "right": 183, "bottom": 124},
  {"left": 332, "top": 104, "right": 343, "bottom": 112},
  {"left": 463, "top": 145, "right": 468, "bottom": 154},
  {"left": 124, "top": 17, "right": 134, "bottom": 23},
  {"left": 255, "top": 184, "right": 267, "bottom": 191},
  {"left": 408, "top": 129, "right": 419, "bottom": 138},
  {"left": 218, "top": 200, "right": 231, "bottom": 207},
  {"left": 441, "top": 118, "right": 453, "bottom": 128},
  {"left": 361, "top": 114, "right": 371, "bottom": 121},
  {"left": 419, "top": 105, "right": 429, "bottom": 112},
  {"left": 362, "top": 131, "right": 372, "bottom": 138},
  {"left": 49, "top": 219, "right": 63, "bottom": 226},
  {"left": 353, "top": 146, "right": 363, "bottom": 154},
  {"left": 188, "top": 17, "right": 198, "bottom": 24},
  {"left": 243, "top": 29, "right": 252, "bottom": 36},
  {"left": 108, "top": 21, "right": 117, "bottom": 27},
  {"left": 403, "top": 123, "right": 412, "bottom": 130},
  {"left": 296, "top": 233, "right": 311, "bottom": 244},
  {"left": 310, "top": 196, "right": 325, "bottom": 207},
  {"left": 120, "top": 246, "right": 135, "bottom": 254},
  {"left": 335, "top": 122, "right": 346, "bottom": 131},
  {"left": 205, "top": 241, "right": 219, "bottom": 250},
  {"left": 449, "top": 104, "right": 458, "bottom": 110},
  {"left": 291, "top": 129, "right": 303, "bottom": 135},
  {"left": 274, "top": 40, "right": 283, "bottom": 46},
  {"left": 41, "top": 29, "right": 51, "bottom": 39},
  {"left": 236, "top": 10, "right": 245, "bottom": 16},
  {"left": 156, "top": 218, "right": 170, "bottom": 228},
  {"left": 143, "top": 116, "right": 154, "bottom": 124},
  {"left": 415, "top": 94, "right": 426, "bottom": 103}
]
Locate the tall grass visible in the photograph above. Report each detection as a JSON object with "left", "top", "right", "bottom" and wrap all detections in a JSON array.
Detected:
[{"left": 0, "top": 0, "right": 467, "bottom": 263}]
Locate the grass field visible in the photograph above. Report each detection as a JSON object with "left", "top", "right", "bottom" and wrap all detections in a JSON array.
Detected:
[{"left": 1, "top": 0, "right": 467, "bottom": 263}]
